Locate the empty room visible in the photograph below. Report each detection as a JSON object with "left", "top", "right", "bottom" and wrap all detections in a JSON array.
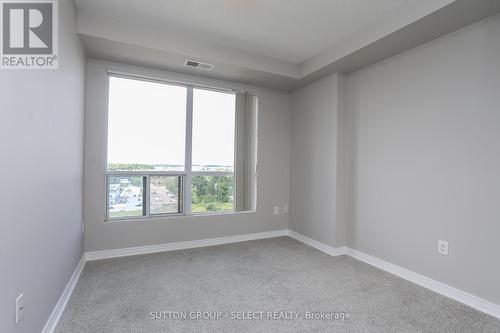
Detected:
[{"left": 2, "top": 0, "right": 500, "bottom": 332}]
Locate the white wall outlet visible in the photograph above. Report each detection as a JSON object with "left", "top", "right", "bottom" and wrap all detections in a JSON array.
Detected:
[
  {"left": 283, "top": 205, "right": 289, "bottom": 214},
  {"left": 273, "top": 206, "right": 280, "bottom": 215},
  {"left": 81, "top": 223, "right": 85, "bottom": 235},
  {"left": 16, "top": 294, "right": 24, "bottom": 324},
  {"left": 438, "top": 240, "right": 449, "bottom": 255}
]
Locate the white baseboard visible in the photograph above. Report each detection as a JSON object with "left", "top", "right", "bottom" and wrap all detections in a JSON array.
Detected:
[
  {"left": 44, "top": 228, "right": 499, "bottom": 333},
  {"left": 85, "top": 229, "right": 289, "bottom": 261},
  {"left": 288, "top": 230, "right": 347, "bottom": 256},
  {"left": 345, "top": 248, "right": 500, "bottom": 319},
  {"left": 41, "top": 256, "right": 86, "bottom": 333},
  {"left": 287, "top": 230, "right": 500, "bottom": 319}
]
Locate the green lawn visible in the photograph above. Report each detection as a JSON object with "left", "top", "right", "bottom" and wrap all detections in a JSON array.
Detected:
[
  {"left": 192, "top": 202, "right": 234, "bottom": 213},
  {"left": 110, "top": 202, "right": 234, "bottom": 218},
  {"left": 109, "top": 209, "right": 142, "bottom": 218}
]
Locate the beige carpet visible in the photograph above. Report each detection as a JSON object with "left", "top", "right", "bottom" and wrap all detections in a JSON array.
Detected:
[{"left": 56, "top": 237, "right": 500, "bottom": 332}]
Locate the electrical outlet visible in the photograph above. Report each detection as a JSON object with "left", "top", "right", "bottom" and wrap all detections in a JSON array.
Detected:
[
  {"left": 283, "top": 205, "right": 288, "bottom": 214},
  {"left": 81, "top": 223, "right": 85, "bottom": 235},
  {"left": 273, "top": 206, "right": 280, "bottom": 215},
  {"left": 16, "top": 294, "right": 24, "bottom": 324},
  {"left": 438, "top": 240, "right": 448, "bottom": 255}
]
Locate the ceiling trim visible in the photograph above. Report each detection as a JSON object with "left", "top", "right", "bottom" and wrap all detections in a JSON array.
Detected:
[
  {"left": 299, "top": 0, "right": 454, "bottom": 77},
  {"left": 77, "top": 10, "right": 300, "bottom": 79},
  {"left": 77, "top": 0, "right": 500, "bottom": 90}
]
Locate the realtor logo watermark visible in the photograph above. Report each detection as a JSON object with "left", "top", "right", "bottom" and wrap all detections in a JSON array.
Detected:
[{"left": 1, "top": 0, "right": 58, "bottom": 69}]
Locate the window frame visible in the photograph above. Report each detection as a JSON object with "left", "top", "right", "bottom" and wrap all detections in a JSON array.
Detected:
[{"left": 105, "top": 73, "right": 237, "bottom": 221}]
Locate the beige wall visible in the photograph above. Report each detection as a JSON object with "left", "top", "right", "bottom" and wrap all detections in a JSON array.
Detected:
[
  {"left": 346, "top": 13, "right": 500, "bottom": 304},
  {"left": 290, "top": 73, "right": 347, "bottom": 247},
  {"left": 84, "top": 60, "right": 291, "bottom": 251},
  {"left": 0, "top": 1, "right": 85, "bottom": 332}
]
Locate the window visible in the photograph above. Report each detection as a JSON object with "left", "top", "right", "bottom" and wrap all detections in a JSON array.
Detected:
[
  {"left": 192, "top": 88, "right": 235, "bottom": 172},
  {"left": 107, "top": 176, "right": 145, "bottom": 219},
  {"left": 191, "top": 175, "right": 234, "bottom": 213},
  {"left": 107, "top": 76, "right": 186, "bottom": 171},
  {"left": 106, "top": 75, "right": 257, "bottom": 220},
  {"left": 150, "top": 175, "right": 183, "bottom": 215}
]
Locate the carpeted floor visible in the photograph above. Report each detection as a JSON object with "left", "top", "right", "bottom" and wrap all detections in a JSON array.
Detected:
[{"left": 56, "top": 237, "right": 500, "bottom": 332}]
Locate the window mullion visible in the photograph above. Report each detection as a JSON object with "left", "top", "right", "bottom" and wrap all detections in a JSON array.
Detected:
[
  {"left": 144, "top": 175, "right": 149, "bottom": 217},
  {"left": 184, "top": 86, "right": 194, "bottom": 215}
]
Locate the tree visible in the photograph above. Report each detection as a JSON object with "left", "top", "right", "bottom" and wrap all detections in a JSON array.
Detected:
[
  {"left": 165, "top": 177, "right": 179, "bottom": 195},
  {"left": 192, "top": 176, "right": 209, "bottom": 198},
  {"left": 216, "top": 179, "right": 231, "bottom": 202}
]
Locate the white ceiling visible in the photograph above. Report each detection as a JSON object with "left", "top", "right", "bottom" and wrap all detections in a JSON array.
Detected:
[
  {"left": 75, "top": 0, "right": 500, "bottom": 90},
  {"left": 75, "top": 0, "right": 419, "bottom": 64}
]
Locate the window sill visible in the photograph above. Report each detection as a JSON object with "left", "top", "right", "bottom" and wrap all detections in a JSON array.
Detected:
[{"left": 105, "top": 210, "right": 256, "bottom": 223}]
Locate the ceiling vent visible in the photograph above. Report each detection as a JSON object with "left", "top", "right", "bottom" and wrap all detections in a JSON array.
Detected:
[{"left": 184, "top": 60, "right": 214, "bottom": 70}]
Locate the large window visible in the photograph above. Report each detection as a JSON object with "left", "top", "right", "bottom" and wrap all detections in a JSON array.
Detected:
[{"left": 105, "top": 75, "right": 256, "bottom": 220}]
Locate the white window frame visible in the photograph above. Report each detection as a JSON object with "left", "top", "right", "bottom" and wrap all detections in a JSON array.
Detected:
[{"left": 105, "top": 73, "right": 237, "bottom": 221}]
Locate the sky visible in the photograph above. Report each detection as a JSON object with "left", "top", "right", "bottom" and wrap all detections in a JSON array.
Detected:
[{"left": 107, "top": 77, "right": 235, "bottom": 168}]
